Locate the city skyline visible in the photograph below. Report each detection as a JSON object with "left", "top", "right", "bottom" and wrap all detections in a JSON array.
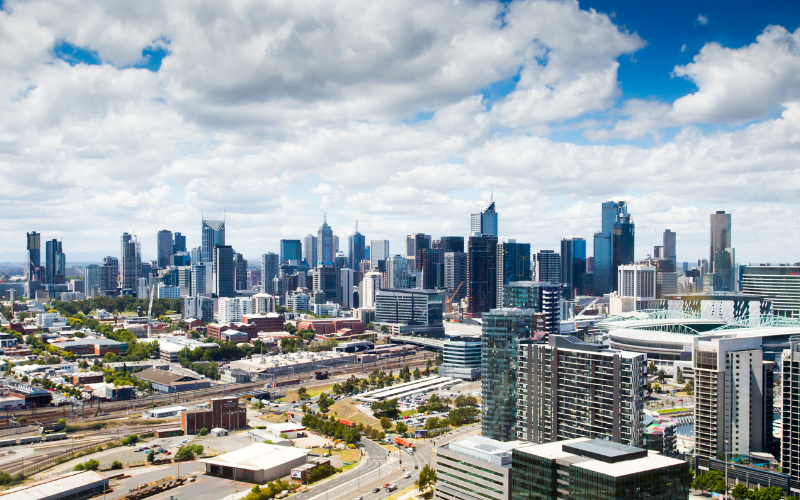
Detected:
[{"left": 0, "top": 2, "right": 799, "bottom": 263}]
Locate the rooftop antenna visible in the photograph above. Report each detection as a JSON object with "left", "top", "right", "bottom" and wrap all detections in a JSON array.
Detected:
[
  {"left": 324, "top": 211, "right": 327, "bottom": 224},
  {"left": 355, "top": 217, "right": 358, "bottom": 232},
  {"left": 491, "top": 186, "right": 494, "bottom": 202}
]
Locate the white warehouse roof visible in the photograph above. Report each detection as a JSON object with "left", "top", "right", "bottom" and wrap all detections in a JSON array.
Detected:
[{"left": 199, "top": 443, "right": 309, "bottom": 471}]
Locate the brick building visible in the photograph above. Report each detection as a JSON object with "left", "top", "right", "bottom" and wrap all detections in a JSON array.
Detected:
[
  {"left": 242, "top": 313, "right": 284, "bottom": 333},
  {"left": 296, "top": 318, "right": 365, "bottom": 336},
  {"left": 72, "top": 372, "right": 104, "bottom": 385},
  {"left": 181, "top": 397, "right": 247, "bottom": 434},
  {"left": 50, "top": 338, "right": 125, "bottom": 356}
]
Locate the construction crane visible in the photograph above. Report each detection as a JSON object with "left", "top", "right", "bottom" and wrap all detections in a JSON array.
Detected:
[
  {"left": 446, "top": 281, "right": 464, "bottom": 314},
  {"left": 146, "top": 283, "right": 155, "bottom": 339}
]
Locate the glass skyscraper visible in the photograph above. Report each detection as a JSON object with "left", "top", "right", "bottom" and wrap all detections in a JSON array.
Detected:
[
  {"left": 317, "top": 216, "right": 334, "bottom": 266},
  {"left": 471, "top": 201, "right": 498, "bottom": 237},
  {"left": 481, "top": 308, "right": 538, "bottom": 442},
  {"left": 560, "top": 236, "right": 586, "bottom": 299},
  {"left": 593, "top": 201, "right": 634, "bottom": 295},
  {"left": 280, "top": 239, "right": 303, "bottom": 263},
  {"left": 348, "top": 227, "right": 365, "bottom": 270},
  {"left": 201, "top": 219, "right": 225, "bottom": 264}
]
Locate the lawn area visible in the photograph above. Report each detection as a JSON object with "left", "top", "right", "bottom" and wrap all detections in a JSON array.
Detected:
[
  {"left": 283, "top": 382, "right": 337, "bottom": 402},
  {"left": 656, "top": 408, "right": 689, "bottom": 414},
  {"left": 400, "top": 409, "right": 418, "bottom": 417},
  {"left": 309, "top": 447, "right": 360, "bottom": 463},
  {"left": 381, "top": 444, "right": 399, "bottom": 453},
  {"left": 328, "top": 398, "right": 382, "bottom": 428}
]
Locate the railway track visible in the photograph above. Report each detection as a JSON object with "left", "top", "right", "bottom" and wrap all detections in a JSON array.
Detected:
[{"left": 0, "top": 354, "right": 434, "bottom": 431}]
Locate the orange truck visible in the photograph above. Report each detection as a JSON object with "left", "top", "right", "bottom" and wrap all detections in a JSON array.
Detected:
[
  {"left": 395, "top": 437, "right": 415, "bottom": 448},
  {"left": 339, "top": 419, "right": 355, "bottom": 427}
]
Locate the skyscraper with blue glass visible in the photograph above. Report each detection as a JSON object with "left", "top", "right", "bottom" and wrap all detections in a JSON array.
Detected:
[
  {"left": 593, "top": 201, "right": 634, "bottom": 295},
  {"left": 560, "top": 236, "right": 586, "bottom": 299}
]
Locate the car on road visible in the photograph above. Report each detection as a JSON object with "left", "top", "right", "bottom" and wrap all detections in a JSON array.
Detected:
[
  {"left": 356, "top": 496, "right": 363, "bottom": 500},
  {"left": 372, "top": 488, "right": 380, "bottom": 493},
  {"left": 404, "top": 473, "right": 411, "bottom": 479},
  {"left": 382, "top": 484, "right": 389, "bottom": 489}
]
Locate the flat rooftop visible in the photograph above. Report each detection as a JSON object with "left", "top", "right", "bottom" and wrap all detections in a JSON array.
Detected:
[
  {"left": 0, "top": 470, "right": 106, "bottom": 499},
  {"left": 446, "top": 435, "right": 525, "bottom": 467},
  {"left": 199, "top": 443, "right": 309, "bottom": 471}
]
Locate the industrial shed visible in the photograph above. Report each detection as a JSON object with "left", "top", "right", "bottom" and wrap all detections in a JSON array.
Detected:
[{"left": 199, "top": 443, "right": 309, "bottom": 484}]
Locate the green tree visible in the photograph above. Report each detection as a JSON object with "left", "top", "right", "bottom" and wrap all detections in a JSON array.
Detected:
[
  {"left": 395, "top": 422, "right": 408, "bottom": 434},
  {"left": 199, "top": 428, "right": 209, "bottom": 436},
  {"left": 111, "top": 460, "right": 123, "bottom": 470},
  {"left": 297, "top": 387, "right": 309, "bottom": 400},
  {"left": 683, "top": 379, "right": 694, "bottom": 395},
  {"left": 730, "top": 483, "right": 751, "bottom": 500},
  {"left": 147, "top": 450, "right": 155, "bottom": 463},
  {"left": 657, "top": 369, "right": 667, "bottom": 383},
  {"left": 380, "top": 417, "right": 392, "bottom": 431},
  {"left": 121, "top": 434, "right": 139, "bottom": 446},
  {"left": 415, "top": 464, "right": 437, "bottom": 493},
  {"left": 653, "top": 383, "right": 661, "bottom": 393},
  {"left": 84, "top": 459, "right": 100, "bottom": 471},
  {"left": 647, "top": 361, "right": 657, "bottom": 375},
  {"left": 413, "top": 368, "right": 421, "bottom": 380},
  {"left": 371, "top": 399, "right": 400, "bottom": 419},
  {"left": 73, "top": 463, "right": 85, "bottom": 471},
  {"left": 675, "top": 366, "right": 684, "bottom": 384},
  {"left": 318, "top": 393, "right": 335, "bottom": 413},
  {"left": 750, "top": 487, "right": 784, "bottom": 500},
  {"left": 691, "top": 471, "right": 727, "bottom": 495}
]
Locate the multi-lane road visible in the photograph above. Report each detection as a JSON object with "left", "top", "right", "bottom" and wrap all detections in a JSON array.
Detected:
[{"left": 302, "top": 423, "right": 481, "bottom": 500}]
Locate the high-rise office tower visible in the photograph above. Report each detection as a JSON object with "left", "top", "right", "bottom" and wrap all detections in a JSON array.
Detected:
[
  {"left": 191, "top": 262, "right": 212, "bottom": 296},
  {"left": 173, "top": 232, "right": 186, "bottom": 253},
  {"left": 406, "top": 233, "right": 431, "bottom": 269},
  {"left": 280, "top": 240, "right": 302, "bottom": 263},
  {"left": 518, "top": 336, "right": 646, "bottom": 446},
  {"left": 201, "top": 219, "right": 225, "bottom": 263},
  {"left": 612, "top": 213, "right": 635, "bottom": 292},
  {"left": 99, "top": 256, "right": 119, "bottom": 295},
  {"left": 360, "top": 271, "right": 383, "bottom": 308},
  {"left": 333, "top": 235, "right": 339, "bottom": 254},
  {"left": 190, "top": 246, "right": 202, "bottom": 265},
  {"left": 467, "top": 235, "right": 498, "bottom": 315},
  {"left": 120, "top": 233, "right": 141, "bottom": 295},
  {"left": 501, "top": 281, "right": 561, "bottom": 336},
  {"left": 693, "top": 336, "right": 774, "bottom": 465},
  {"left": 497, "top": 240, "right": 531, "bottom": 306},
  {"left": 304, "top": 234, "right": 318, "bottom": 268},
  {"left": 317, "top": 215, "right": 335, "bottom": 266},
  {"left": 533, "top": 250, "right": 560, "bottom": 284},
  {"left": 26, "top": 232, "right": 41, "bottom": 283},
  {"left": 710, "top": 211, "right": 735, "bottom": 291},
  {"left": 710, "top": 211, "right": 732, "bottom": 268},
  {"left": 84, "top": 264, "right": 98, "bottom": 298},
  {"left": 348, "top": 225, "right": 366, "bottom": 270},
  {"left": 386, "top": 255, "right": 410, "bottom": 289},
  {"left": 370, "top": 239, "right": 390, "bottom": 270},
  {"left": 341, "top": 268, "right": 354, "bottom": 309},
  {"left": 157, "top": 229, "right": 173, "bottom": 269},
  {"left": 313, "top": 264, "right": 342, "bottom": 305},
  {"left": 438, "top": 236, "right": 465, "bottom": 253},
  {"left": 420, "top": 248, "right": 445, "bottom": 290},
  {"left": 233, "top": 253, "right": 248, "bottom": 291},
  {"left": 663, "top": 229, "right": 676, "bottom": 268},
  {"left": 44, "top": 239, "right": 65, "bottom": 285},
  {"left": 560, "top": 236, "right": 586, "bottom": 299},
  {"left": 213, "top": 245, "right": 235, "bottom": 298},
  {"left": 261, "top": 252, "right": 279, "bottom": 294},
  {"left": 444, "top": 252, "right": 468, "bottom": 301},
  {"left": 481, "top": 308, "right": 537, "bottom": 441},
  {"left": 594, "top": 201, "right": 631, "bottom": 295},
  {"left": 471, "top": 201, "right": 498, "bottom": 237},
  {"left": 618, "top": 264, "right": 656, "bottom": 310}
]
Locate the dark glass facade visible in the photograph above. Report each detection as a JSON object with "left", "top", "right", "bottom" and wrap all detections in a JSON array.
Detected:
[
  {"left": 481, "top": 309, "right": 537, "bottom": 441},
  {"left": 560, "top": 237, "right": 586, "bottom": 300},
  {"left": 511, "top": 445, "right": 691, "bottom": 500},
  {"left": 468, "top": 235, "right": 498, "bottom": 314},
  {"left": 374, "top": 289, "right": 442, "bottom": 326},
  {"left": 280, "top": 239, "right": 303, "bottom": 263}
]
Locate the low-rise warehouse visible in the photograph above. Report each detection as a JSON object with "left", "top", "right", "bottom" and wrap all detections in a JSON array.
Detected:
[
  {"left": 246, "top": 429, "right": 291, "bottom": 446},
  {"left": 133, "top": 367, "right": 211, "bottom": 393},
  {"left": 199, "top": 443, "right": 309, "bottom": 484},
  {"left": 158, "top": 338, "right": 219, "bottom": 363},
  {"left": 0, "top": 470, "right": 108, "bottom": 500},
  {"left": 142, "top": 406, "right": 188, "bottom": 419},
  {"left": 229, "top": 351, "right": 359, "bottom": 378}
]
